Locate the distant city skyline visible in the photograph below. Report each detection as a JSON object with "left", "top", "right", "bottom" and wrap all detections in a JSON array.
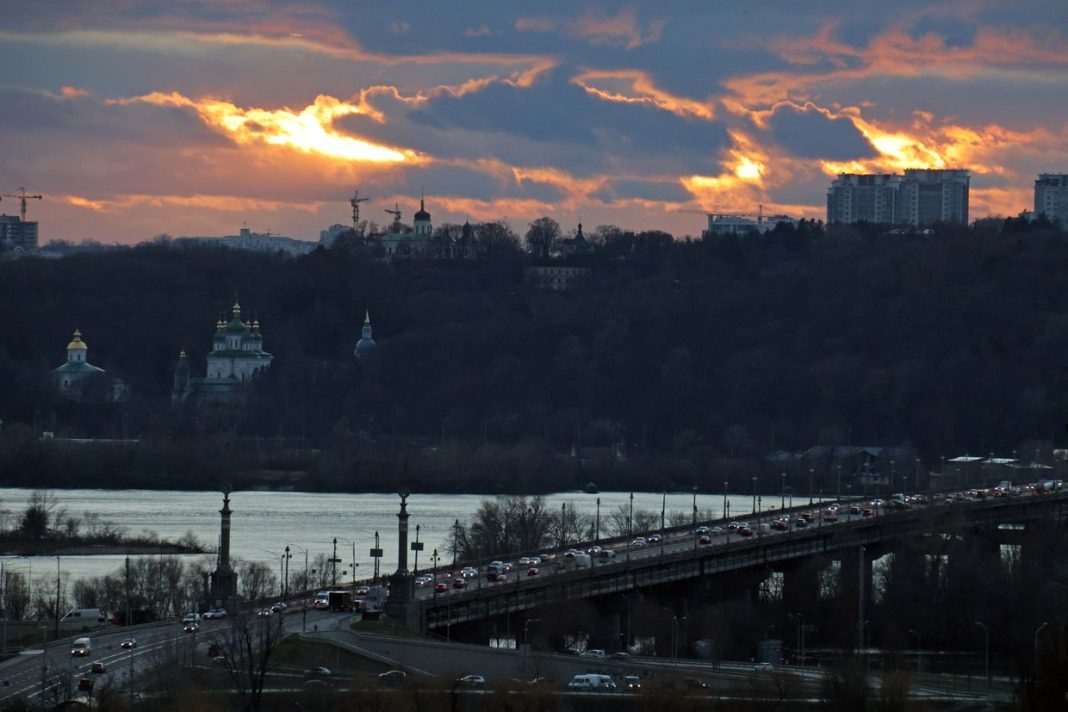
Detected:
[{"left": 1, "top": 1, "right": 1067, "bottom": 243}]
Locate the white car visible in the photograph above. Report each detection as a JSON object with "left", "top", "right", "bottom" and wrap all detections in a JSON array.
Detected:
[
  {"left": 202, "top": 609, "right": 227, "bottom": 620},
  {"left": 630, "top": 537, "right": 647, "bottom": 547},
  {"left": 580, "top": 649, "right": 606, "bottom": 658}
]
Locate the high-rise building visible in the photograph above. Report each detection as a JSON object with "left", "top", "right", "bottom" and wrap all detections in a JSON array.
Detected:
[
  {"left": 826, "top": 169, "right": 970, "bottom": 227},
  {"left": 897, "top": 169, "right": 970, "bottom": 226},
  {"left": 0, "top": 214, "right": 38, "bottom": 253},
  {"left": 1035, "top": 174, "right": 1068, "bottom": 224},
  {"left": 826, "top": 174, "right": 900, "bottom": 224}
]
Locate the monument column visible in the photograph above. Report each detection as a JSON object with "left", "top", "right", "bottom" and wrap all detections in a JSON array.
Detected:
[{"left": 385, "top": 491, "right": 418, "bottom": 627}]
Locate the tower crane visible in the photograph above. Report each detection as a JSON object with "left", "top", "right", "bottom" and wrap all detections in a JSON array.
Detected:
[
  {"left": 0, "top": 187, "right": 43, "bottom": 222},
  {"left": 350, "top": 189, "right": 369, "bottom": 230},
  {"left": 384, "top": 203, "right": 402, "bottom": 230}
]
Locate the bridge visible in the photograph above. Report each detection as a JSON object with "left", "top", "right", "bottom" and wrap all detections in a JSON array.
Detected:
[{"left": 412, "top": 489, "right": 1068, "bottom": 636}]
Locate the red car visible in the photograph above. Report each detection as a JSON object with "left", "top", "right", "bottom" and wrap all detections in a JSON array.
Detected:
[
  {"left": 527, "top": 567, "right": 539, "bottom": 577},
  {"left": 452, "top": 578, "right": 467, "bottom": 589},
  {"left": 434, "top": 582, "right": 448, "bottom": 593},
  {"left": 738, "top": 527, "right": 754, "bottom": 537}
]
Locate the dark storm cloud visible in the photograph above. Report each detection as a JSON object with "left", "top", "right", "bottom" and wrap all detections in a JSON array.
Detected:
[
  {"left": 763, "top": 104, "right": 876, "bottom": 160},
  {"left": 591, "top": 179, "right": 691, "bottom": 204}
]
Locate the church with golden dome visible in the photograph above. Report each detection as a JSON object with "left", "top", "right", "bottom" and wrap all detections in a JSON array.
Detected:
[
  {"left": 52, "top": 329, "right": 106, "bottom": 399},
  {"left": 172, "top": 302, "right": 273, "bottom": 403}
]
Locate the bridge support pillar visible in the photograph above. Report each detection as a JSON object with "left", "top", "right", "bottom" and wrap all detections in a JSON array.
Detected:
[
  {"left": 839, "top": 546, "right": 874, "bottom": 651},
  {"left": 781, "top": 559, "right": 821, "bottom": 613}
]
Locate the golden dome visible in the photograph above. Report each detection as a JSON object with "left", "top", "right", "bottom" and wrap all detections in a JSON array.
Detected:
[{"left": 66, "top": 329, "right": 87, "bottom": 350}]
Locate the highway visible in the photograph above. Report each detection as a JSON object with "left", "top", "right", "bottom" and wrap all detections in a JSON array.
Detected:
[{"left": 0, "top": 607, "right": 348, "bottom": 706}]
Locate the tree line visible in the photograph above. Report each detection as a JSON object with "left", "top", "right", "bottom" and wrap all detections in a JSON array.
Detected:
[{"left": 1, "top": 217, "right": 1067, "bottom": 495}]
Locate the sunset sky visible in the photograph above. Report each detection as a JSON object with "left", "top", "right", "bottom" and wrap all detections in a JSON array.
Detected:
[{"left": 2, "top": 0, "right": 1067, "bottom": 244}]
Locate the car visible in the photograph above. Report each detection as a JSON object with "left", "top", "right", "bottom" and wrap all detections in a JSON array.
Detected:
[
  {"left": 710, "top": 526, "right": 724, "bottom": 534},
  {"left": 304, "top": 679, "right": 330, "bottom": 689},
  {"left": 794, "top": 518, "right": 808, "bottom": 529},
  {"left": 461, "top": 566, "right": 478, "bottom": 579},
  {"left": 378, "top": 670, "right": 407, "bottom": 685},
  {"left": 494, "top": 573, "right": 508, "bottom": 583},
  {"left": 849, "top": 505, "right": 862, "bottom": 515},
  {"left": 529, "top": 556, "right": 542, "bottom": 565},
  {"left": 91, "top": 662, "right": 106, "bottom": 674},
  {"left": 801, "top": 512, "right": 815, "bottom": 522},
  {"left": 527, "top": 567, "right": 539, "bottom": 577},
  {"left": 609, "top": 651, "right": 631, "bottom": 659},
  {"left": 434, "top": 582, "right": 448, "bottom": 593},
  {"left": 630, "top": 537, "right": 647, "bottom": 547},
  {"left": 452, "top": 578, "right": 467, "bottom": 589},
  {"left": 457, "top": 674, "right": 486, "bottom": 687},
  {"left": 823, "top": 511, "right": 839, "bottom": 522},
  {"left": 771, "top": 519, "right": 789, "bottom": 531},
  {"left": 738, "top": 527, "right": 754, "bottom": 537},
  {"left": 181, "top": 613, "right": 198, "bottom": 625},
  {"left": 624, "top": 675, "right": 642, "bottom": 690},
  {"left": 753, "top": 662, "right": 774, "bottom": 671},
  {"left": 647, "top": 534, "right": 663, "bottom": 544},
  {"left": 862, "top": 508, "right": 875, "bottom": 518},
  {"left": 695, "top": 525, "right": 710, "bottom": 535},
  {"left": 355, "top": 587, "right": 369, "bottom": 596},
  {"left": 580, "top": 649, "right": 606, "bottom": 658},
  {"left": 270, "top": 602, "right": 288, "bottom": 613},
  {"left": 202, "top": 608, "right": 227, "bottom": 619},
  {"left": 303, "top": 666, "right": 331, "bottom": 677},
  {"left": 415, "top": 575, "right": 433, "bottom": 587},
  {"left": 211, "top": 655, "right": 229, "bottom": 668},
  {"left": 518, "top": 557, "right": 532, "bottom": 566},
  {"left": 698, "top": 535, "right": 712, "bottom": 545},
  {"left": 256, "top": 608, "right": 272, "bottom": 618},
  {"left": 183, "top": 623, "right": 199, "bottom": 633},
  {"left": 727, "top": 521, "right": 742, "bottom": 531},
  {"left": 686, "top": 677, "right": 712, "bottom": 688},
  {"left": 120, "top": 638, "right": 137, "bottom": 649}
]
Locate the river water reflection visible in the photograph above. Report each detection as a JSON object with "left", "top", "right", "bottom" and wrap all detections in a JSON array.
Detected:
[{"left": 0, "top": 488, "right": 794, "bottom": 586}]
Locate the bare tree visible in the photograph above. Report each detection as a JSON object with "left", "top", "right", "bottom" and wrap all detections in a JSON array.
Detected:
[
  {"left": 239, "top": 561, "right": 277, "bottom": 603},
  {"left": 210, "top": 612, "right": 284, "bottom": 712}
]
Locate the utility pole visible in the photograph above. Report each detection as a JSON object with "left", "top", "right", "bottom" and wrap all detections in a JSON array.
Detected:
[
  {"left": 857, "top": 546, "right": 865, "bottom": 655},
  {"left": 330, "top": 538, "right": 341, "bottom": 588}
]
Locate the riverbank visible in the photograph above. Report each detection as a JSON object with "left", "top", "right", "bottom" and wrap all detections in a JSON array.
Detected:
[{"left": 0, "top": 539, "right": 205, "bottom": 556}]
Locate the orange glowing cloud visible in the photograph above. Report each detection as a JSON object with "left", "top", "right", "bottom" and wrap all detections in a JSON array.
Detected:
[
  {"left": 62, "top": 193, "right": 321, "bottom": 214},
  {"left": 681, "top": 130, "right": 773, "bottom": 211},
  {"left": 572, "top": 69, "right": 714, "bottom": 120},
  {"left": 111, "top": 92, "right": 423, "bottom": 164},
  {"left": 60, "top": 85, "right": 90, "bottom": 98}
]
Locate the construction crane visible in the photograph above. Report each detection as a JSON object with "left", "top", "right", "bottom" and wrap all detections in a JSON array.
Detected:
[
  {"left": 1, "top": 187, "right": 43, "bottom": 222},
  {"left": 350, "top": 189, "right": 369, "bottom": 230},
  {"left": 384, "top": 203, "right": 402, "bottom": 230}
]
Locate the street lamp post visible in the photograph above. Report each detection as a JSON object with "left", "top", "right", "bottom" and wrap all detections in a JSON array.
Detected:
[
  {"left": 627, "top": 493, "right": 634, "bottom": 564},
  {"left": 723, "top": 480, "right": 728, "bottom": 520},
  {"left": 1, "top": 557, "right": 28, "bottom": 658},
  {"left": 908, "top": 629, "right": 922, "bottom": 674},
  {"left": 283, "top": 546, "right": 292, "bottom": 599},
  {"left": 411, "top": 525, "right": 423, "bottom": 574},
  {"left": 330, "top": 538, "right": 341, "bottom": 588},
  {"left": 595, "top": 497, "right": 601, "bottom": 543},
  {"left": 751, "top": 476, "right": 757, "bottom": 515},
  {"left": 808, "top": 468, "right": 814, "bottom": 506},
  {"left": 1034, "top": 621, "right": 1049, "bottom": 680},
  {"left": 431, "top": 549, "right": 440, "bottom": 605},
  {"left": 975, "top": 620, "right": 990, "bottom": 695},
  {"left": 781, "top": 473, "right": 786, "bottom": 510}
]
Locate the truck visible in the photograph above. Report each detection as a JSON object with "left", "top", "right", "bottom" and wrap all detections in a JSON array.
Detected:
[
  {"left": 328, "top": 590, "right": 353, "bottom": 611},
  {"left": 70, "top": 637, "right": 92, "bottom": 657}
]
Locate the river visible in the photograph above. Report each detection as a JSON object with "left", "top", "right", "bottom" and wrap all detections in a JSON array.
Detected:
[{"left": 0, "top": 488, "right": 800, "bottom": 588}]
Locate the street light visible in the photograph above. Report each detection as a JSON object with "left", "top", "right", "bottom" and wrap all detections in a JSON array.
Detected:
[
  {"left": 1, "top": 556, "right": 29, "bottom": 657},
  {"left": 1034, "top": 621, "right": 1049, "bottom": 679},
  {"left": 975, "top": 620, "right": 990, "bottom": 695},
  {"left": 907, "top": 629, "right": 922, "bottom": 674},
  {"left": 808, "top": 468, "right": 814, "bottom": 506},
  {"left": 751, "top": 476, "right": 758, "bottom": 515},
  {"left": 723, "top": 480, "right": 729, "bottom": 520},
  {"left": 282, "top": 546, "right": 292, "bottom": 599},
  {"left": 780, "top": 472, "right": 786, "bottom": 510},
  {"left": 289, "top": 544, "right": 309, "bottom": 595}
]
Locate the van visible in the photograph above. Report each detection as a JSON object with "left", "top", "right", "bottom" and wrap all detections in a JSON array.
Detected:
[
  {"left": 568, "top": 674, "right": 616, "bottom": 690},
  {"left": 71, "top": 637, "right": 92, "bottom": 657},
  {"left": 62, "top": 609, "right": 105, "bottom": 623}
]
